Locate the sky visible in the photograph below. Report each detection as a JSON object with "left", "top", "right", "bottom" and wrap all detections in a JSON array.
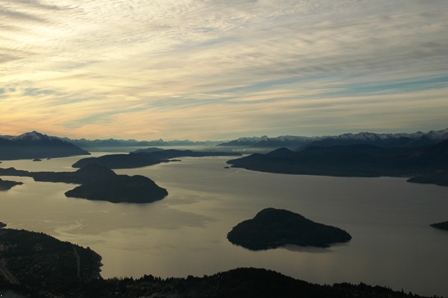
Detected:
[{"left": 1, "top": 0, "right": 447, "bottom": 141}]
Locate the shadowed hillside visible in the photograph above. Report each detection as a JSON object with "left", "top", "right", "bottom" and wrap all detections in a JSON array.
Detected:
[
  {"left": 0, "top": 131, "right": 89, "bottom": 160},
  {"left": 227, "top": 141, "right": 448, "bottom": 186}
]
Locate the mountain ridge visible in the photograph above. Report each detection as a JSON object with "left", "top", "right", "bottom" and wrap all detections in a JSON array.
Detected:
[
  {"left": 218, "top": 128, "right": 448, "bottom": 149},
  {"left": 0, "top": 131, "right": 90, "bottom": 160},
  {"left": 4, "top": 128, "right": 448, "bottom": 151},
  {"left": 226, "top": 140, "right": 448, "bottom": 186},
  {"left": 59, "top": 137, "right": 224, "bottom": 148}
]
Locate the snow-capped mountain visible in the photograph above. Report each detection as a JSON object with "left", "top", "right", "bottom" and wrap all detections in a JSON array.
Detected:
[
  {"left": 0, "top": 131, "right": 89, "bottom": 160},
  {"left": 304, "top": 129, "right": 448, "bottom": 149},
  {"left": 9, "top": 131, "right": 58, "bottom": 142},
  {"left": 422, "top": 129, "right": 448, "bottom": 141},
  {"left": 14, "top": 131, "right": 45, "bottom": 141},
  {"left": 61, "top": 137, "right": 222, "bottom": 149},
  {"left": 219, "top": 129, "right": 448, "bottom": 150},
  {"left": 249, "top": 135, "right": 316, "bottom": 149},
  {"left": 327, "top": 129, "right": 448, "bottom": 142},
  {"left": 217, "top": 136, "right": 269, "bottom": 146}
]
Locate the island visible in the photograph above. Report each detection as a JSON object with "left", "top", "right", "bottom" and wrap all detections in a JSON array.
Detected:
[
  {"left": 0, "top": 178, "right": 23, "bottom": 191},
  {"left": 227, "top": 208, "right": 352, "bottom": 250},
  {"left": 0, "top": 164, "right": 168, "bottom": 204},
  {"left": 72, "top": 148, "right": 242, "bottom": 169},
  {"left": 0, "top": 228, "right": 432, "bottom": 297},
  {"left": 430, "top": 221, "right": 448, "bottom": 231},
  {"left": 65, "top": 173, "right": 168, "bottom": 203},
  {"left": 226, "top": 140, "right": 448, "bottom": 187},
  {"left": 0, "top": 221, "right": 6, "bottom": 228}
]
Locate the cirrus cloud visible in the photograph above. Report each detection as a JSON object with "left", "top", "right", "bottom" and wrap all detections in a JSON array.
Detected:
[{"left": 1, "top": 0, "right": 447, "bottom": 140}]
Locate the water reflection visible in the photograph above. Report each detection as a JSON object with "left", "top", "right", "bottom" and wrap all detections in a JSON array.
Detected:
[{"left": 282, "top": 244, "right": 336, "bottom": 254}]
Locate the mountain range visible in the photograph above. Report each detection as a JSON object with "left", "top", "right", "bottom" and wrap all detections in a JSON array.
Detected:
[
  {"left": 60, "top": 137, "right": 223, "bottom": 149},
  {"left": 218, "top": 128, "right": 448, "bottom": 149},
  {"left": 2, "top": 129, "right": 448, "bottom": 162}
]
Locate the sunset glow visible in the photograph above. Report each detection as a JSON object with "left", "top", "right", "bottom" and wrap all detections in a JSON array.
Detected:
[{"left": 1, "top": 0, "right": 447, "bottom": 140}]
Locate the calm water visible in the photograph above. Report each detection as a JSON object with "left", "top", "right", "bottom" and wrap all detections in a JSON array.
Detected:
[{"left": 1, "top": 153, "right": 448, "bottom": 297}]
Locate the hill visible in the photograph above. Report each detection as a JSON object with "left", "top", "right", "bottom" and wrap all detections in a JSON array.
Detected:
[
  {"left": 0, "top": 228, "right": 102, "bottom": 294},
  {"left": 0, "top": 131, "right": 90, "bottom": 160},
  {"left": 218, "top": 128, "right": 448, "bottom": 149},
  {"left": 226, "top": 141, "right": 448, "bottom": 186}
]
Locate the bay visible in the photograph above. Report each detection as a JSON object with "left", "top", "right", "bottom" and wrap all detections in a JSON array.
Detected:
[{"left": 1, "top": 153, "right": 448, "bottom": 297}]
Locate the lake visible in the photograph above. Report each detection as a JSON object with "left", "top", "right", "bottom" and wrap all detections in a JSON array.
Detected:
[{"left": 1, "top": 152, "right": 448, "bottom": 297}]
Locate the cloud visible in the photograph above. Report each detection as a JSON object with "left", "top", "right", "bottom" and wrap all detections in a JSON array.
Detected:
[
  {"left": 0, "top": 0, "right": 447, "bottom": 139},
  {"left": 23, "top": 88, "right": 54, "bottom": 96}
]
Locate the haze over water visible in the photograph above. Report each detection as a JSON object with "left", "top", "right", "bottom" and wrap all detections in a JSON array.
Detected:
[{"left": 1, "top": 153, "right": 448, "bottom": 297}]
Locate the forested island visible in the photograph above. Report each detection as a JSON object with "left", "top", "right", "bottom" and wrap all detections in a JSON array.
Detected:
[
  {"left": 0, "top": 227, "right": 436, "bottom": 297},
  {"left": 227, "top": 208, "right": 352, "bottom": 250},
  {"left": 65, "top": 173, "right": 168, "bottom": 203},
  {"left": 0, "top": 164, "right": 168, "bottom": 204},
  {"left": 226, "top": 141, "right": 448, "bottom": 186},
  {"left": 0, "top": 178, "right": 23, "bottom": 191},
  {"left": 72, "top": 149, "right": 241, "bottom": 169}
]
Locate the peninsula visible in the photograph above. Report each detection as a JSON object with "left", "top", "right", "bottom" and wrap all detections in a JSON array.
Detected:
[
  {"left": 72, "top": 148, "right": 241, "bottom": 169},
  {"left": 0, "top": 178, "right": 23, "bottom": 191},
  {"left": 227, "top": 208, "right": 352, "bottom": 250},
  {"left": 0, "top": 164, "right": 168, "bottom": 204},
  {"left": 430, "top": 221, "right": 448, "bottom": 231},
  {"left": 226, "top": 140, "right": 448, "bottom": 186}
]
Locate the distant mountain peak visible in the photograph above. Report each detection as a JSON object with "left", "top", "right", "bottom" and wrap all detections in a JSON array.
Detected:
[
  {"left": 218, "top": 128, "right": 448, "bottom": 149},
  {"left": 0, "top": 131, "right": 89, "bottom": 160},
  {"left": 237, "top": 136, "right": 269, "bottom": 142},
  {"left": 13, "top": 131, "right": 49, "bottom": 141},
  {"left": 425, "top": 128, "right": 448, "bottom": 140},
  {"left": 217, "top": 135, "right": 269, "bottom": 146}
]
